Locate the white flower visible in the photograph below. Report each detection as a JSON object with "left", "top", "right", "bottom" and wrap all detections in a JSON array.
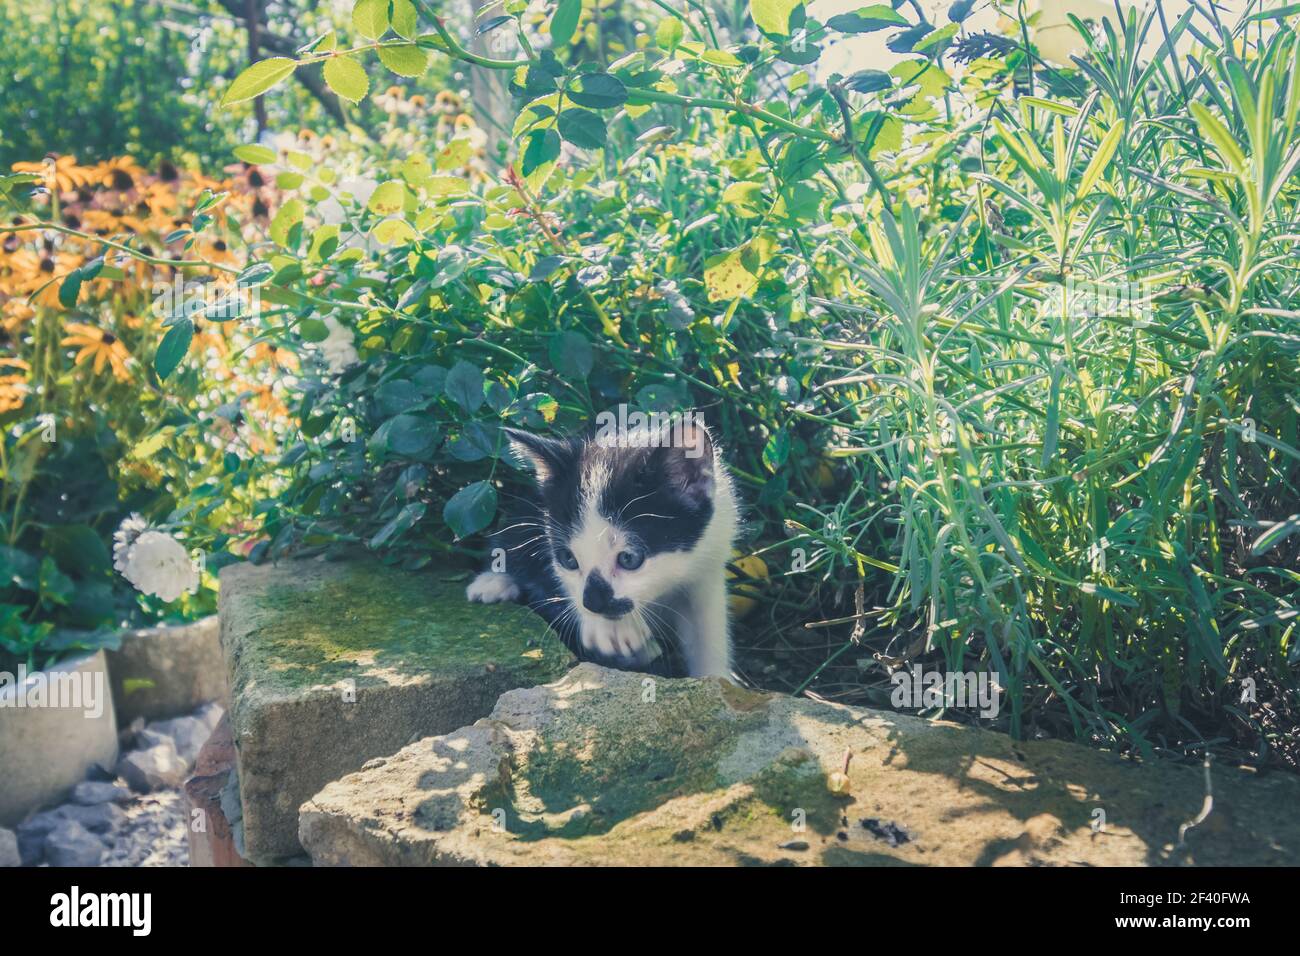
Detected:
[
  {"left": 120, "top": 531, "right": 198, "bottom": 603},
  {"left": 317, "top": 176, "right": 378, "bottom": 227},
  {"left": 112, "top": 513, "right": 150, "bottom": 573},
  {"left": 318, "top": 315, "right": 359, "bottom": 375}
]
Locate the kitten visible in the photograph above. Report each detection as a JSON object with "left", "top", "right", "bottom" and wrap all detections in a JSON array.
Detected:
[{"left": 466, "top": 418, "right": 739, "bottom": 678}]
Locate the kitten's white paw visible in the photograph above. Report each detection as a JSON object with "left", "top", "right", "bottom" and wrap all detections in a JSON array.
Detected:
[
  {"left": 466, "top": 571, "right": 520, "bottom": 604},
  {"left": 580, "top": 613, "right": 652, "bottom": 660}
]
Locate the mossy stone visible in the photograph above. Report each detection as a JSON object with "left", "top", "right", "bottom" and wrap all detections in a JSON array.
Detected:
[
  {"left": 219, "top": 557, "right": 574, "bottom": 863},
  {"left": 300, "top": 663, "right": 1300, "bottom": 867}
]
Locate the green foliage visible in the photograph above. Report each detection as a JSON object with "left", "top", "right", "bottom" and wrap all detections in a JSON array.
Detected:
[{"left": 7, "top": 0, "right": 1300, "bottom": 766}]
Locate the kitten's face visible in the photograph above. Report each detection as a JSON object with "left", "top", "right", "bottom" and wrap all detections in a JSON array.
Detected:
[{"left": 506, "top": 423, "right": 716, "bottom": 631}]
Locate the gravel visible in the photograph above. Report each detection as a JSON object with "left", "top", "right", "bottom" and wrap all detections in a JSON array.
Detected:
[{"left": 15, "top": 702, "right": 222, "bottom": 867}]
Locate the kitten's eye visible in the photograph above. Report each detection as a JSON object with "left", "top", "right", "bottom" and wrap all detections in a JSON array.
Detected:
[
  {"left": 555, "top": 546, "right": 579, "bottom": 571},
  {"left": 617, "top": 549, "right": 645, "bottom": 571}
]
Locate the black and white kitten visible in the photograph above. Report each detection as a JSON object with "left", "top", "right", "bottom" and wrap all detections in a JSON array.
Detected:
[{"left": 466, "top": 419, "right": 739, "bottom": 678}]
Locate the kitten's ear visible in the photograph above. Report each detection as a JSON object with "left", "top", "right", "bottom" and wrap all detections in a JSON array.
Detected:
[
  {"left": 503, "top": 428, "right": 571, "bottom": 483},
  {"left": 661, "top": 417, "right": 715, "bottom": 505}
]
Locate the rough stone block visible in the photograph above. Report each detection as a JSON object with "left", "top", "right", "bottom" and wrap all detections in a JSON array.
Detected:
[
  {"left": 106, "top": 617, "right": 228, "bottom": 723},
  {"left": 220, "top": 558, "right": 575, "bottom": 863},
  {"left": 300, "top": 663, "right": 1300, "bottom": 867},
  {"left": 184, "top": 714, "right": 252, "bottom": 867}
]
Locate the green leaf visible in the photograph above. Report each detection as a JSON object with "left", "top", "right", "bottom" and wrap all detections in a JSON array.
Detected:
[
  {"left": 827, "top": 6, "right": 908, "bottom": 33},
  {"left": 762, "top": 429, "right": 790, "bottom": 472},
  {"left": 1076, "top": 120, "right": 1125, "bottom": 199},
  {"left": 377, "top": 413, "right": 436, "bottom": 457},
  {"left": 722, "top": 180, "right": 766, "bottom": 218},
  {"left": 367, "top": 180, "right": 406, "bottom": 215},
  {"left": 155, "top": 319, "right": 193, "bottom": 379},
  {"left": 58, "top": 272, "right": 83, "bottom": 308},
  {"left": 1078, "top": 582, "right": 1138, "bottom": 608},
  {"left": 220, "top": 57, "right": 298, "bottom": 108},
  {"left": 373, "top": 218, "right": 417, "bottom": 244},
  {"left": 445, "top": 360, "right": 485, "bottom": 412},
  {"left": 1252, "top": 514, "right": 1300, "bottom": 555},
  {"left": 842, "top": 69, "right": 891, "bottom": 94},
  {"left": 270, "top": 198, "right": 305, "bottom": 247},
  {"left": 1189, "top": 101, "right": 1246, "bottom": 173},
  {"left": 234, "top": 144, "right": 277, "bottom": 164},
  {"left": 443, "top": 481, "right": 498, "bottom": 539},
  {"left": 750, "top": 0, "right": 801, "bottom": 37},
  {"left": 656, "top": 17, "right": 684, "bottom": 50},
  {"left": 550, "top": 0, "right": 582, "bottom": 46},
  {"left": 43, "top": 525, "right": 111, "bottom": 579},
  {"left": 557, "top": 108, "right": 607, "bottom": 149},
  {"left": 567, "top": 72, "right": 628, "bottom": 109},
  {"left": 323, "top": 55, "right": 369, "bottom": 104},
  {"left": 389, "top": 0, "right": 419, "bottom": 38},
  {"left": 352, "top": 0, "right": 389, "bottom": 40},
  {"left": 370, "top": 502, "right": 427, "bottom": 549},
  {"left": 522, "top": 128, "right": 561, "bottom": 176},
  {"left": 377, "top": 43, "right": 429, "bottom": 77},
  {"left": 549, "top": 331, "right": 593, "bottom": 377},
  {"left": 298, "top": 318, "right": 331, "bottom": 342},
  {"left": 701, "top": 49, "right": 745, "bottom": 68}
]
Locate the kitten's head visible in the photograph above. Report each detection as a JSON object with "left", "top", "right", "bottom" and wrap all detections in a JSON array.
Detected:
[{"left": 505, "top": 418, "right": 720, "bottom": 629}]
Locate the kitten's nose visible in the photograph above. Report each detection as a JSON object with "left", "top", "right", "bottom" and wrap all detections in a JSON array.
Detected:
[{"left": 583, "top": 572, "right": 630, "bottom": 618}]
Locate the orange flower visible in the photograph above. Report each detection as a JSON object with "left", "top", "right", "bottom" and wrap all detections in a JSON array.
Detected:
[{"left": 61, "top": 322, "right": 131, "bottom": 381}]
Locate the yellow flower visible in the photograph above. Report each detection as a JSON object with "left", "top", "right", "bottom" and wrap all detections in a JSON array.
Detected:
[
  {"left": 250, "top": 341, "right": 298, "bottom": 372},
  {"left": 2, "top": 299, "right": 36, "bottom": 334},
  {"left": 190, "top": 321, "right": 229, "bottom": 358},
  {"left": 97, "top": 156, "right": 147, "bottom": 192},
  {"left": 196, "top": 237, "right": 239, "bottom": 267},
  {"left": 61, "top": 322, "right": 132, "bottom": 381},
  {"left": 245, "top": 382, "right": 287, "bottom": 418},
  {"left": 4, "top": 248, "right": 83, "bottom": 307},
  {"left": 12, "top": 155, "right": 95, "bottom": 194},
  {"left": 0, "top": 357, "right": 30, "bottom": 412}
]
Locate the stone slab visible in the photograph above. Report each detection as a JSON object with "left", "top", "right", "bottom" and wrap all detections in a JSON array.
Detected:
[
  {"left": 220, "top": 558, "right": 575, "bottom": 863},
  {"left": 107, "top": 617, "right": 228, "bottom": 723},
  {"left": 300, "top": 663, "right": 1300, "bottom": 867},
  {"left": 0, "top": 650, "right": 119, "bottom": 828}
]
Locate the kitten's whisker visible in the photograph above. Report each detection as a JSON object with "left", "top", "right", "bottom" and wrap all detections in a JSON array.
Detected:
[
  {"left": 616, "top": 490, "right": 656, "bottom": 522},
  {"left": 494, "top": 521, "right": 544, "bottom": 534}
]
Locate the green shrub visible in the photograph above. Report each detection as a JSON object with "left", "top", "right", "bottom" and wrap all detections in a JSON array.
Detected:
[{"left": 5, "top": 1, "right": 1297, "bottom": 767}]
